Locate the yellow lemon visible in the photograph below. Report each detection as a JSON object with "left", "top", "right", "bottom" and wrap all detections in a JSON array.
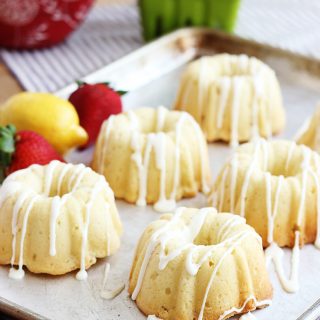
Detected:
[{"left": 0, "top": 92, "right": 88, "bottom": 154}]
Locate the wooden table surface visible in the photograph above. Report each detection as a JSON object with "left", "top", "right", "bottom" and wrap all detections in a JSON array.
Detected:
[{"left": 0, "top": 0, "right": 134, "bottom": 104}]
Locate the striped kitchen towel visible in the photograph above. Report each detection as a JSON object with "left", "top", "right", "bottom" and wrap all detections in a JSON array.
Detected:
[
  {"left": 1, "top": 4, "right": 143, "bottom": 92},
  {"left": 1, "top": 0, "right": 320, "bottom": 93}
]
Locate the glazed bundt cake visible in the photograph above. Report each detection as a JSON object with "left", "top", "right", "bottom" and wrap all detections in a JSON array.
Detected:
[
  {"left": 129, "top": 207, "right": 272, "bottom": 320},
  {"left": 209, "top": 139, "right": 320, "bottom": 249},
  {"left": 0, "top": 161, "right": 122, "bottom": 280},
  {"left": 209, "top": 139, "right": 320, "bottom": 292},
  {"left": 174, "top": 54, "right": 285, "bottom": 146},
  {"left": 296, "top": 103, "right": 320, "bottom": 152},
  {"left": 92, "top": 107, "right": 211, "bottom": 212}
]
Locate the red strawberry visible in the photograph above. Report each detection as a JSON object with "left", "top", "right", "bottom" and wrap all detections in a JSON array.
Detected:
[
  {"left": 69, "top": 82, "right": 125, "bottom": 149},
  {"left": 0, "top": 125, "right": 64, "bottom": 180}
]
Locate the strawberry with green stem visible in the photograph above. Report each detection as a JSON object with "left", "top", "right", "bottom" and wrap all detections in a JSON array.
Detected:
[
  {"left": 69, "top": 81, "right": 126, "bottom": 149},
  {"left": 0, "top": 125, "right": 64, "bottom": 182}
]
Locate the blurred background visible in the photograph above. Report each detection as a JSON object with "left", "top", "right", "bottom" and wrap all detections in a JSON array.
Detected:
[{"left": 0, "top": 0, "right": 319, "bottom": 101}]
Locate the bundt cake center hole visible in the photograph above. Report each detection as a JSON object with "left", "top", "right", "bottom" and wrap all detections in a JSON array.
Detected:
[
  {"left": 265, "top": 156, "right": 304, "bottom": 178},
  {"left": 193, "top": 234, "right": 217, "bottom": 246},
  {"left": 267, "top": 167, "right": 292, "bottom": 177}
]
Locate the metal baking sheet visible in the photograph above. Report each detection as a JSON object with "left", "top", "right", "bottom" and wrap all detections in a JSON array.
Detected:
[{"left": 1, "top": 28, "right": 320, "bottom": 320}]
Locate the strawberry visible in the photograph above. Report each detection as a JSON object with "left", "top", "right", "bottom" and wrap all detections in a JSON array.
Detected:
[
  {"left": 0, "top": 124, "right": 64, "bottom": 180},
  {"left": 69, "top": 82, "right": 125, "bottom": 149}
]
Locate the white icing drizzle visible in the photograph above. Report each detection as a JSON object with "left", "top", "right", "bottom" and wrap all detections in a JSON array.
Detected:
[
  {"left": 97, "top": 108, "right": 209, "bottom": 210},
  {"left": 147, "top": 316, "right": 163, "bottom": 320},
  {"left": 49, "top": 196, "right": 62, "bottom": 256},
  {"left": 190, "top": 55, "right": 275, "bottom": 146},
  {"left": 131, "top": 207, "right": 261, "bottom": 320},
  {"left": 239, "top": 54, "right": 249, "bottom": 73},
  {"left": 68, "top": 163, "right": 85, "bottom": 190},
  {"left": 105, "top": 203, "right": 111, "bottom": 256},
  {"left": 72, "top": 167, "right": 91, "bottom": 191},
  {"left": 159, "top": 208, "right": 213, "bottom": 272},
  {"left": 239, "top": 312, "right": 258, "bottom": 320},
  {"left": 285, "top": 141, "right": 296, "bottom": 172},
  {"left": 153, "top": 133, "right": 176, "bottom": 213},
  {"left": 180, "top": 78, "right": 193, "bottom": 110},
  {"left": 170, "top": 114, "right": 186, "bottom": 201},
  {"left": 219, "top": 295, "right": 271, "bottom": 320},
  {"left": 216, "top": 215, "right": 245, "bottom": 242},
  {"left": 297, "top": 147, "right": 311, "bottom": 226},
  {"left": 76, "top": 177, "right": 105, "bottom": 281},
  {"left": 251, "top": 74, "right": 264, "bottom": 140},
  {"left": 134, "top": 133, "right": 154, "bottom": 207},
  {"left": 156, "top": 106, "right": 166, "bottom": 131},
  {"left": 239, "top": 141, "right": 261, "bottom": 217},
  {"left": 216, "top": 77, "right": 231, "bottom": 129},
  {"left": 260, "top": 138, "right": 269, "bottom": 170},
  {"left": 1, "top": 162, "right": 112, "bottom": 281},
  {"left": 10, "top": 191, "right": 32, "bottom": 267},
  {"left": 98, "top": 116, "right": 115, "bottom": 174},
  {"left": 230, "top": 156, "right": 238, "bottom": 213},
  {"left": 197, "top": 57, "right": 207, "bottom": 117},
  {"left": 215, "top": 140, "right": 320, "bottom": 293},
  {"left": 127, "top": 110, "right": 139, "bottom": 129},
  {"left": 129, "top": 109, "right": 209, "bottom": 210},
  {"left": 265, "top": 146, "right": 311, "bottom": 293},
  {"left": 198, "top": 231, "right": 254, "bottom": 320},
  {"left": 268, "top": 175, "right": 284, "bottom": 244},
  {"left": 131, "top": 207, "right": 187, "bottom": 300},
  {"left": 44, "top": 161, "right": 59, "bottom": 195},
  {"left": 265, "top": 231, "right": 300, "bottom": 293},
  {"left": 187, "top": 114, "right": 210, "bottom": 194},
  {"left": 293, "top": 117, "right": 311, "bottom": 142},
  {"left": 100, "top": 262, "right": 125, "bottom": 300},
  {"left": 9, "top": 196, "right": 40, "bottom": 280},
  {"left": 218, "top": 168, "right": 228, "bottom": 212},
  {"left": 57, "top": 163, "right": 73, "bottom": 195},
  {"left": 230, "top": 77, "right": 243, "bottom": 148},
  {"left": 187, "top": 230, "right": 250, "bottom": 277}
]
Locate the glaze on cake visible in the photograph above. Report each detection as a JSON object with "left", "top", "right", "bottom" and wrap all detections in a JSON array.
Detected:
[
  {"left": 0, "top": 161, "right": 122, "bottom": 280},
  {"left": 174, "top": 54, "right": 285, "bottom": 146},
  {"left": 129, "top": 207, "right": 272, "bottom": 320},
  {"left": 92, "top": 107, "right": 211, "bottom": 212},
  {"left": 210, "top": 139, "right": 320, "bottom": 292}
]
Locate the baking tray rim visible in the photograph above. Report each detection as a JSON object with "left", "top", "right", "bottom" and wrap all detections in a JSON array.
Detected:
[{"left": 1, "top": 27, "right": 320, "bottom": 320}]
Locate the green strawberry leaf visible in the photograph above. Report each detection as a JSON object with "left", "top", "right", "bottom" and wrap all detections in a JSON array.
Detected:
[
  {"left": 115, "top": 90, "right": 128, "bottom": 96},
  {"left": 0, "top": 124, "right": 16, "bottom": 183},
  {"left": 76, "top": 80, "right": 87, "bottom": 87},
  {"left": 74, "top": 80, "right": 128, "bottom": 96}
]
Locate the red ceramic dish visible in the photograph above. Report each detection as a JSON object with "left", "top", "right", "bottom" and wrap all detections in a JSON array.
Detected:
[{"left": 0, "top": 0, "right": 94, "bottom": 49}]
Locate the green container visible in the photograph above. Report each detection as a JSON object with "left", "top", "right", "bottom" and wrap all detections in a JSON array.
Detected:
[{"left": 139, "top": 0, "right": 241, "bottom": 41}]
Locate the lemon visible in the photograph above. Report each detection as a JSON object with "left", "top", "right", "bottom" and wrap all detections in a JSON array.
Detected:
[{"left": 0, "top": 92, "right": 88, "bottom": 154}]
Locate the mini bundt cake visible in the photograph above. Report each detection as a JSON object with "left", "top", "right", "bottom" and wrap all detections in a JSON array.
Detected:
[
  {"left": 295, "top": 103, "right": 320, "bottom": 152},
  {"left": 174, "top": 54, "right": 285, "bottom": 146},
  {"left": 0, "top": 160, "right": 122, "bottom": 280},
  {"left": 92, "top": 107, "right": 211, "bottom": 212},
  {"left": 209, "top": 139, "right": 320, "bottom": 249},
  {"left": 129, "top": 207, "right": 272, "bottom": 320}
]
